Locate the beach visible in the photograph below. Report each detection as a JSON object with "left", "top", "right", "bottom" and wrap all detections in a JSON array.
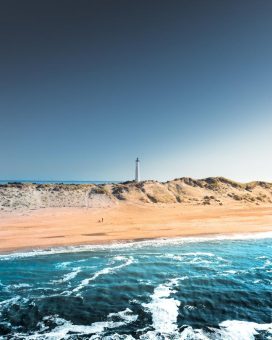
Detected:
[
  {"left": 1, "top": 182, "right": 272, "bottom": 339},
  {"left": 1, "top": 202, "right": 272, "bottom": 253}
]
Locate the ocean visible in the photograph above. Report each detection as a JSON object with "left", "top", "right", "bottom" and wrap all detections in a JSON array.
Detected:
[
  {"left": 0, "top": 235, "right": 271, "bottom": 339},
  {"left": 0, "top": 180, "right": 119, "bottom": 185}
]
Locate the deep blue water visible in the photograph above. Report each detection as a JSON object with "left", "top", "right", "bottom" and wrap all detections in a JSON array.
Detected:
[
  {"left": 0, "top": 235, "right": 271, "bottom": 339},
  {"left": 0, "top": 180, "right": 119, "bottom": 185}
]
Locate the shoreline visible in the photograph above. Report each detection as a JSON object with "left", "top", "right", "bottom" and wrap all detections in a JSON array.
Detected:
[
  {"left": 1, "top": 230, "right": 272, "bottom": 257},
  {"left": 1, "top": 203, "right": 272, "bottom": 254},
  {"left": 4, "top": 227, "right": 267, "bottom": 254}
]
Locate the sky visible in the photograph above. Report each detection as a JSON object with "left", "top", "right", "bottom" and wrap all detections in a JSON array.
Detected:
[{"left": 0, "top": 0, "right": 272, "bottom": 182}]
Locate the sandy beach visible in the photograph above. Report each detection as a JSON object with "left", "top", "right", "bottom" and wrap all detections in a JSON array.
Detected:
[{"left": 1, "top": 202, "right": 272, "bottom": 253}]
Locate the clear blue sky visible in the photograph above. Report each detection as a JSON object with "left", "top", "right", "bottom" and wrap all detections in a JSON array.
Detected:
[{"left": 1, "top": 0, "right": 272, "bottom": 182}]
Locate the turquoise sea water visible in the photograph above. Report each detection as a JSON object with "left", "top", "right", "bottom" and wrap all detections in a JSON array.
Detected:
[
  {"left": 0, "top": 235, "right": 271, "bottom": 339},
  {"left": 0, "top": 180, "right": 119, "bottom": 185}
]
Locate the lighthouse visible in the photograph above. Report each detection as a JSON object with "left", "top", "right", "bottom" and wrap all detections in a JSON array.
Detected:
[{"left": 135, "top": 157, "right": 140, "bottom": 182}]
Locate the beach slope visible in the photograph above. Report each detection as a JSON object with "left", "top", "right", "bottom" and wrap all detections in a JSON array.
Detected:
[{"left": 1, "top": 177, "right": 272, "bottom": 252}]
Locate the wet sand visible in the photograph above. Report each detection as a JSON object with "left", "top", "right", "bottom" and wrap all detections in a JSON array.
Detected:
[{"left": 0, "top": 203, "right": 272, "bottom": 253}]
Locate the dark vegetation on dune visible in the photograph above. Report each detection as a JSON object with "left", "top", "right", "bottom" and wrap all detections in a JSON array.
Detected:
[{"left": 0, "top": 177, "right": 272, "bottom": 212}]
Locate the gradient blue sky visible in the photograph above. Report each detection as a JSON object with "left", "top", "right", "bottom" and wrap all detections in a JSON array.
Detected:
[{"left": 1, "top": 0, "right": 272, "bottom": 182}]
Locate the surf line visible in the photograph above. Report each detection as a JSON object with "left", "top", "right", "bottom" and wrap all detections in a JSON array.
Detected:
[{"left": 66, "top": 256, "right": 135, "bottom": 295}]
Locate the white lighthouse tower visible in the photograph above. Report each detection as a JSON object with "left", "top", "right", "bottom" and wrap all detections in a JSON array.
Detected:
[{"left": 135, "top": 157, "right": 140, "bottom": 182}]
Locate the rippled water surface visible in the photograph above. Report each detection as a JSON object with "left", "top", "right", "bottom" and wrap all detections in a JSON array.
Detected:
[{"left": 0, "top": 235, "right": 271, "bottom": 339}]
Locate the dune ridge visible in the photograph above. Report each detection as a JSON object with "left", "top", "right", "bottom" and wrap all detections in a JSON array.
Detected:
[{"left": 1, "top": 177, "right": 272, "bottom": 213}]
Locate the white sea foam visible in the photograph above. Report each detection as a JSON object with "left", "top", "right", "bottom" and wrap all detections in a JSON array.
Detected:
[
  {"left": 51, "top": 267, "right": 81, "bottom": 284},
  {"left": 219, "top": 320, "right": 272, "bottom": 340},
  {"left": 3, "top": 282, "right": 32, "bottom": 293},
  {"left": 11, "top": 283, "right": 31, "bottom": 289},
  {"left": 161, "top": 252, "right": 229, "bottom": 266},
  {"left": 55, "top": 261, "right": 72, "bottom": 269},
  {"left": 91, "top": 335, "right": 136, "bottom": 340},
  {"left": 190, "top": 257, "right": 212, "bottom": 264},
  {"left": 263, "top": 259, "right": 271, "bottom": 268},
  {"left": 55, "top": 258, "right": 94, "bottom": 269},
  {"left": 253, "top": 279, "right": 262, "bottom": 284},
  {"left": 183, "top": 304, "right": 197, "bottom": 311},
  {"left": 142, "top": 277, "right": 187, "bottom": 337},
  {"left": 257, "top": 256, "right": 268, "bottom": 259},
  {"left": 221, "top": 269, "right": 239, "bottom": 276},
  {"left": 1, "top": 231, "right": 272, "bottom": 260},
  {"left": 255, "top": 258, "right": 272, "bottom": 271},
  {"left": 161, "top": 252, "right": 216, "bottom": 260},
  {"left": 182, "top": 252, "right": 215, "bottom": 257},
  {"left": 13, "top": 308, "right": 138, "bottom": 339},
  {"left": 0, "top": 296, "right": 27, "bottom": 308},
  {"left": 223, "top": 270, "right": 237, "bottom": 274},
  {"left": 179, "top": 326, "right": 210, "bottom": 339},
  {"left": 71, "top": 256, "right": 134, "bottom": 294},
  {"left": 0, "top": 296, "right": 30, "bottom": 317},
  {"left": 162, "top": 253, "right": 185, "bottom": 261},
  {"left": 176, "top": 320, "right": 272, "bottom": 340},
  {"left": 43, "top": 319, "right": 271, "bottom": 340}
]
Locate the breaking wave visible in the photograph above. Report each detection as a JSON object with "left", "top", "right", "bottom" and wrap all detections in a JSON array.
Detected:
[
  {"left": 71, "top": 256, "right": 135, "bottom": 294},
  {"left": 0, "top": 236, "right": 271, "bottom": 339},
  {"left": 11, "top": 309, "right": 138, "bottom": 339},
  {"left": 0, "top": 231, "right": 271, "bottom": 261}
]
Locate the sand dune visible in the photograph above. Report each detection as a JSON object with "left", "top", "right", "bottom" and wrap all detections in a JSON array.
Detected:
[{"left": 1, "top": 177, "right": 272, "bottom": 213}]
